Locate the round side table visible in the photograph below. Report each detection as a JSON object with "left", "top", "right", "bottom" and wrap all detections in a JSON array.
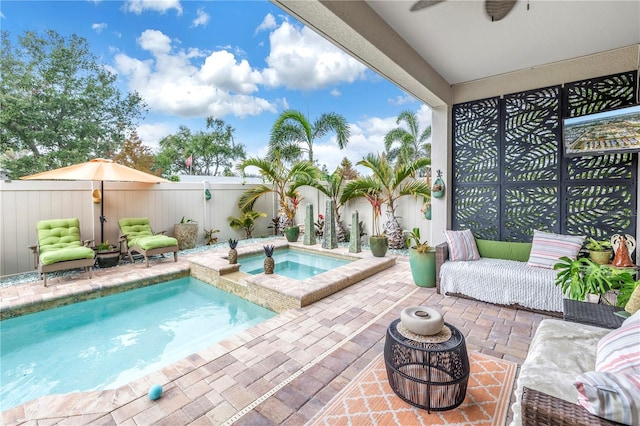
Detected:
[{"left": 384, "top": 318, "right": 470, "bottom": 412}]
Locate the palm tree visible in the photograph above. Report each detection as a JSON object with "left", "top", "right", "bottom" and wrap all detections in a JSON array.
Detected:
[
  {"left": 341, "top": 153, "right": 431, "bottom": 249},
  {"left": 384, "top": 110, "right": 432, "bottom": 170},
  {"left": 238, "top": 152, "right": 321, "bottom": 231},
  {"left": 269, "top": 109, "right": 350, "bottom": 164}
]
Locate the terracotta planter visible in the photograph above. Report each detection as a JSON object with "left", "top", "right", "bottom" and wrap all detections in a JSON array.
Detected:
[
  {"left": 408, "top": 247, "right": 436, "bottom": 287},
  {"left": 369, "top": 236, "right": 388, "bottom": 257},
  {"left": 174, "top": 223, "right": 198, "bottom": 250},
  {"left": 284, "top": 226, "right": 300, "bottom": 242}
]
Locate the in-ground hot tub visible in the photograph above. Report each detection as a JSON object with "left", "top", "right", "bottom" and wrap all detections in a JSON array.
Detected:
[{"left": 189, "top": 242, "right": 396, "bottom": 312}]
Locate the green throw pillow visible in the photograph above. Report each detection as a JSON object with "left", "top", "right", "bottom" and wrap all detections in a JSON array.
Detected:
[{"left": 475, "top": 239, "right": 532, "bottom": 262}]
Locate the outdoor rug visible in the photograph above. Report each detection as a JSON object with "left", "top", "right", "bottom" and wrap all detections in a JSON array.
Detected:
[{"left": 308, "top": 351, "right": 517, "bottom": 426}]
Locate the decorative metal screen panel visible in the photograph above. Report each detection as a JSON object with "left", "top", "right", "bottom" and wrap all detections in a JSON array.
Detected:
[
  {"left": 503, "top": 87, "right": 560, "bottom": 182},
  {"left": 452, "top": 70, "right": 637, "bottom": 242},
  {"left": 453, "top": 185, "right": 499, "bottom": 239},
  {"left": 504, "top": 186, "right": 558, "bottom": 241},
  {"left": 452, "top": 98, "right": 500, "bottom": 183},
  {"left": 563, "top": 71, "right": 637, "bottom": 240}
]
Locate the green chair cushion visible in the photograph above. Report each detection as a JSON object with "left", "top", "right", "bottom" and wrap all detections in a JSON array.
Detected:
[
  {"left": 130, "top": 235, "right": 178, "bottom": 250},
  {"left": 40, "top": 246, "right": 95, "bottom": 265},
  {"left": 118, "top": 217, "right": 154, "bottom": 242},
  {"left": 475, "top": 238, "right": 532, "bottom": 262},
  {"left": 36, "top": 218, "right": 95, "bottom": 265},
  {"left": 119, "top": 217, "right": 177, "bottom": 250}
]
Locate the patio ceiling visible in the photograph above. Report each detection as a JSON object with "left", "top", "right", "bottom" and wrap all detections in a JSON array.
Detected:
[{"left": 274, "top": 0, "right": 640, "bottom": 107}]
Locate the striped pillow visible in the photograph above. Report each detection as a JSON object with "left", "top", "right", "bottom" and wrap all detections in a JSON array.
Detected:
[
  {"left": 575, "top": 371, "right": 640, "bottom": 425},
  {"left": 527, "top": 230, "right": 584, "bottom": 269},
  {"left": 443, "top": 229, "right": 480, "bottom": 261},
  {"left": 575, "top": 311, "right": 640, "bottom": 424},
  {"left": 596, "top": 310, "right": 640, "bottom": 375}
]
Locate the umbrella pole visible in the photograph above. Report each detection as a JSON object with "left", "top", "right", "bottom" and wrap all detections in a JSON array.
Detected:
[{"left": 100, "top": 180, "right": 105, "bottom": 243}]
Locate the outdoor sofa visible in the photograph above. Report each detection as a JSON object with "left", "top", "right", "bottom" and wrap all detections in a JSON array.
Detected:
[
  {"left": 511, "top": 308, "right": 640, "bottom": 425},
  {"left": 435, "top": 229, "right": 581, "bottom": 314}
]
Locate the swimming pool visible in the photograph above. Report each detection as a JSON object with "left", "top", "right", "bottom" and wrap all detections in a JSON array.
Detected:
[
  {"left": 0, "top": 277, "right": 275, "bottom": 411},
  {"left": 239, "top": 247, "right": 352, "bottom": 280}
]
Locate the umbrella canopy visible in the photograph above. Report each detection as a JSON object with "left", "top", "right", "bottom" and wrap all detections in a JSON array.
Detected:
[
  {"left": 20, "top": 158, "right": 167, "bottom": 183},
  {"left": 21, "top": 159, "right": 169, "bottom": 242}
]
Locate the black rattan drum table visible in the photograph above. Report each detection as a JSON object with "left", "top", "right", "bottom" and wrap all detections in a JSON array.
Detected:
[{"left": 384, "top": 318, "right": 470, "bottom": 412}]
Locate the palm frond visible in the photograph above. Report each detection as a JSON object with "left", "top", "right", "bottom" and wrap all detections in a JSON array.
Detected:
[{"left": 238, "top": 184, "right": 273, "bottom": 210}]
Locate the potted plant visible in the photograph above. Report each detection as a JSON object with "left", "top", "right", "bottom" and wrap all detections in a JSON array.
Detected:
[
  {"left": 585, "top": 237, "right": 612, "bottom": 265},
  {"left": 365, "top": 192, "right": 388, "bottom": 257},
  {"left": 228, "top": 239, "right": 239, "bottom": 264},
  {"left": 263, "top": 244, "right": 275, "bottom": 274},
  {"left": 283, "top": 191, "right": 301, "bottom": 242},
  {"left": 403, "top": 227, "right": 436, "bottom": 287},
  {"left": 174, "top": 217, "right": 198, "bottom": 250},
  {"left": 95, "top": 241, "right": 120, "bottom": 268},
  {"left": 554, "top": 256, "right": 636, "bottom": 306}
]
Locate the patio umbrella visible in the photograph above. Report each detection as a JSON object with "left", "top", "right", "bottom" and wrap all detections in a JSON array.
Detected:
[{"left": 21, "top": 158, "right": 169, "bottom": 242}]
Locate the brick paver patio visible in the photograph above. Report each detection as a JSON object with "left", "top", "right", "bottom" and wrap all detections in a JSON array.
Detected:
[{"left": 0, "top": 243, "right": 553, "bottom": 425}]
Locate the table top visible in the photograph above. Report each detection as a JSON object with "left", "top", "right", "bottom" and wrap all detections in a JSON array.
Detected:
[
  {"left": 387, "top": 318, "right": 464, "bottom": 350},
  {"left": 563, "top": 299, "right": 625, "bottom": 329}
]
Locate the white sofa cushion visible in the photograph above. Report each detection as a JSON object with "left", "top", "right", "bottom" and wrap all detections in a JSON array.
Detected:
[
  {"left": 440, "top": 257, "right": 564, "bottom": 312},
  {"left": 510, "top": 319, "right": 610, "bottom": 426}
]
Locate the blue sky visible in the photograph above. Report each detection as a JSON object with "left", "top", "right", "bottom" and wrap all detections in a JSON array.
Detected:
[{"left": 1, "top": 0, "right": 431, "bottom": 172}]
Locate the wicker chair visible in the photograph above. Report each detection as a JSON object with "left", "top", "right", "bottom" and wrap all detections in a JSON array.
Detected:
[{"left": 521, "top": 387, "right": 621, "bottom": 425}]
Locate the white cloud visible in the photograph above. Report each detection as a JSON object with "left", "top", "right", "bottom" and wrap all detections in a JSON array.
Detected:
[
  {"left": 92, "top": 23, "right": 107, "bottom": 33},
  {"left": 255, "top": 13, "right": 277, "bottom": 34},
  {"left": 416, "top": 104, "right": 433, "bottom": 132},
  {"left": 135, "top": 122, "right": 174, "bottom": 149},
  {"left": 388, "top": 95, "right": 416, "bottom": 106},
  {"left": 137, "top": 29, "right": 172, "bottom": 54},
  {"left": 114, "top": 29, "right": 276, "bottom": 118},
  {"left": 198, "top": 51, "right": 263, "bottom": 95},
  {"left": 124, "top": 0, "right": 182, "bottom": 15},
  {"left": 262, "top": 21, "right": 367, "bottom": 90},
  {"left": 314, "top": 116, "right": 397, "bottom": 173},
  {"left": 330, "top": 89, "right": 341, "bottom": 97},
  {"left": 192, "top": 8, "right": 210, "bottom": 27}
]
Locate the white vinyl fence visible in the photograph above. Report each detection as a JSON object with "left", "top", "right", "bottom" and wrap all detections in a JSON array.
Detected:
[{"left": 0, "top": 178, "right": 435, "bottom": 277}]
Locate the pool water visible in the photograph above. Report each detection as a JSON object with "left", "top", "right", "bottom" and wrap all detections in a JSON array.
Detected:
[
  {"left": 240, "top": 248, "right": 352, "bottom": 280},
  {"left": 0, "top": 277, "right": 275, "bottom": 411}
]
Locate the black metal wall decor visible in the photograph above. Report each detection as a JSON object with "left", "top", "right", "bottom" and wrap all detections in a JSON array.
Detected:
[{"left": 452, "top": 70, "right": 638, "bottom": 242}]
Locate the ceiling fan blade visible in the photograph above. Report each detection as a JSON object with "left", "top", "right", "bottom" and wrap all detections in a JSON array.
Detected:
[
  {"left": 485, "top": 0, "right": 517, "bottom": 21},
  {"left": 410, "top": 0, "right": 446, "bottom": 12}
]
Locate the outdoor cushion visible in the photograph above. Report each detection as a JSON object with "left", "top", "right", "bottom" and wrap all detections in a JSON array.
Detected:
[
  {"left": 573, "top": 310, "right": 640, "bottom": 425},
  {"left": 443, "top": 229, "right": 480, "bottom": 261},
  {"left": 130, "top": 235, "right": 178, "bottom": 250},
  {"left": 37, "top": 218, "right": 85, "bottom": 253},
  {"left": 40, "top": 246, "right": 94, "bottom": 265},
  {"left": 475, "top": 239, "right": 532, "bottom": 262},
  {"left": 119, "top": 217, "right": 155, "bottom": 241},
  {"left": 36, "top": 218, "right": 94, "bottom": 265},
  {"left": 527, "top": 229, "right": 584, "bottom": 269}
]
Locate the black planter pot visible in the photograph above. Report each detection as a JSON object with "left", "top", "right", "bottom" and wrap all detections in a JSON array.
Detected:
[{"left": 95, "top": 249, "right": 120, "bottom": 268}]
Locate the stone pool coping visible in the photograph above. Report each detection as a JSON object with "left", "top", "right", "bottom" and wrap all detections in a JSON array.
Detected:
[
  {"left": 0, "top": 240, "right": 395, "bottom": 319},
  {"left": 190, "top": 241, "right": 396, "bottom": 313}
]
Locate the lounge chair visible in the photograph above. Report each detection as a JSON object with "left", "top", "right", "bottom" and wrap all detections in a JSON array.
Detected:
[
  {"left": 118, "top": 217, "right": 179, "bottom": 267},
  {"left": 29, "top": 218, "right": 95, "bottom": 286}
]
